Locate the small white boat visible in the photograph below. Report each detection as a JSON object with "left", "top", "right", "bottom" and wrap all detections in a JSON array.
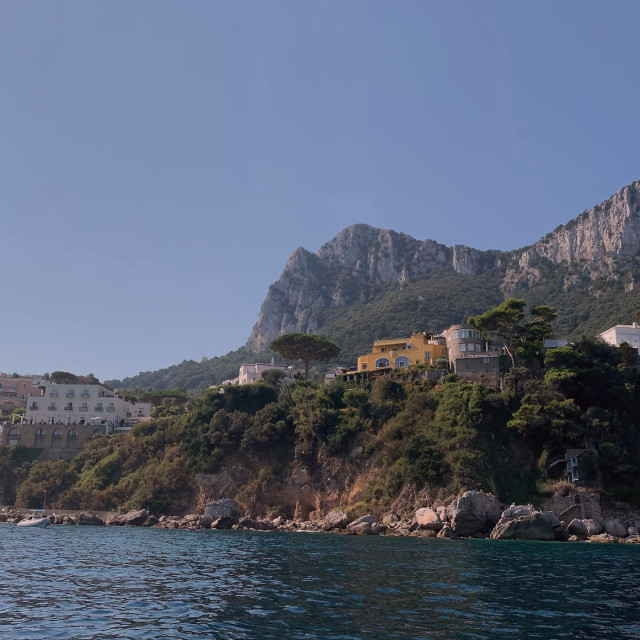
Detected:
[{"left": 17, "top": 511, "right": 51, "bottom": 528}]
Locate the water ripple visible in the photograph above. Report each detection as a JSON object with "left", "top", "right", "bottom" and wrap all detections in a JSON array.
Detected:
[{"left": 1, "top": 525, "right": 639, "bottom": 638}]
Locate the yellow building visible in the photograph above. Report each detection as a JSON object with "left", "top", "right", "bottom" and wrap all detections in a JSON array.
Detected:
[{"left": 356, "top": 333, "right": 448, "bottom": 372}]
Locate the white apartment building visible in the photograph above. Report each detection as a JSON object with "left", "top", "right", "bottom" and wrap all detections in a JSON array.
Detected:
[
  {"left": 599, "top": 322, "right": 640, "bottom": 350},
  {"left": 24, "top": 381, "right": 152, "bottom": 429}
]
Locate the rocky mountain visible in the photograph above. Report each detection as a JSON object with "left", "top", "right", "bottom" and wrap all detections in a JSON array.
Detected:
[
  {"left": 112, "top": 179, "right": 640, "bottom": 390},
  {"left": 247, "top": 179, "right": 640, "bottom": 352}
]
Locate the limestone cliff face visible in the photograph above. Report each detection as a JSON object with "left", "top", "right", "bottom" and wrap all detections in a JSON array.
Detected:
[
  {"left": 246, "top": 224, "right": 495, "bottom": 350},
  {"left": 246, "top": 180, "right": 640, "bottom": 351},
  {"left": 501, "top": 180, "right": 640, "bottom": 294}
]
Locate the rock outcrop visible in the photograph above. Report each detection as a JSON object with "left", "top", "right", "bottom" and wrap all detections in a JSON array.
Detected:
[
  {"left": 200, "top": 499, "right": 242, "bottom": 528},
  {"left": 446, "top": 491, "right": 501, "bottom": 537},
  {"left": 246, "top": 180, "right": 640, "bottom": 352},
  {"left": 415, "top": 507, "right": 443, "bottom": 531},
  {"left": 109, "top": 509, "right": 149, "bottom": 527},
  {"left": 501, "top": 180, "right": 640, "bottom": 295},
  {"left": 490, "top": 509, "right": 562, "bottom": 541}
]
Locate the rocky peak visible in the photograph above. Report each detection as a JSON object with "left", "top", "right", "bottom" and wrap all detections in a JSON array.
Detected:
[
  {"left": 501, "top": 180, "right": 640, "bottom": 294},
  {"left": 246, "top": 178, "right": 640, "bottom": 352}
]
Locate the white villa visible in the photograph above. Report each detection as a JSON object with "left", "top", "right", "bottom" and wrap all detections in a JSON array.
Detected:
[
  {"left": 599, "top": 322, "right": 640, "bottom": 350},
  {"left": 24, "top": 380, "right": 152, "bottom": 429},
  {"left": 222, "top": 361, "right": 295, "bottom": 386}
]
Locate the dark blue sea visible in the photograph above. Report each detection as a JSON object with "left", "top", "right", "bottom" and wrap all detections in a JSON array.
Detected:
[{"left": 1, "top": 524, "right": 638, "bottom": 639}]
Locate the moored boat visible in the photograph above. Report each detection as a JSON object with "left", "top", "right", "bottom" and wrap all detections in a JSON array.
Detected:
[{"left": 16, "top": 511, "right": 51, "bottom": 528}]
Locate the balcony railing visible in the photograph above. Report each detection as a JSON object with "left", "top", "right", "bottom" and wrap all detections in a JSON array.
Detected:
[
  {"left": 106, "top": 407, "right": 116, "bottom": 412},
  {"left": 65, "top": 392, "right": 75, "bottom": 398},
  {"left": 80, "top": 406, "right": 89, "bottom": 412},
  {"left": 94, "top": 406, "right": 103, "bottom": 412},
  {"left": 48, "top": 404, "right": 57, "bottom": 411},
  {"left": 50, "top": 392, "right": 59, "bottom": 398},
  {"left": 29, "top": 404, "right": 38, "bottom": 411},
  {"left": 81, "top": 392, "right": 90, "bottom": 398}
]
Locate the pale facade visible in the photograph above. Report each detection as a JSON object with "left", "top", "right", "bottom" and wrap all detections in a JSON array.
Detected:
[
  {"left": 237, "top": 363, "right": 295, "bottom": 386},
  {"left": 599, "top": 323, "right": 640, "bottom": 350},
  {"left": 24, "top": 382, "right": 151, "bottom": 429}
]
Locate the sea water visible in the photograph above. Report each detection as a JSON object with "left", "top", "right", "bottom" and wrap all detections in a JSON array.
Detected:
[{"left": 0, "top": 524, "right": 638, "bottom": 639}]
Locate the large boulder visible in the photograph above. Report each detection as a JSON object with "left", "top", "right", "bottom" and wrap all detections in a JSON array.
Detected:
[
  {"left": 77, "top": 512, "right": 104, "bottom": 526},
  {"left": 325, "top": 510, "right": 351, "bottom": 530},
  {"left": 110, "top": 509, "right": 149, "bottom": 527},
  {"left": 583, "top": 519, "right": 603, "bottom": 536},
  {"left": 200, "top": 499, "right": 242, "bottom": 528},
  {"left": 603, "top": 517, "right": 628, "bottom": 538},
  {"left": 347, "top": 515, "right": 376, "bottom": 535},
  {"left": 447, "top": 491, "right": 501, "bottom": 537},
  {"left": 490, "top": 511, "right": 561, "bottom": 541},
  {"left": 566, "top": 518, "right": 589, "bottom": 538},
  {"left": 415, "top": 507, "right": 443, "bottom": 531},
  {"left": 501, "top": 504, "right": 536, "bottom": 519}
]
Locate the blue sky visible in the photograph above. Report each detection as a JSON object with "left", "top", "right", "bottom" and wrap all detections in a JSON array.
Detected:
[{"left": 1, "top": 1, "right": 640, "bottom": 381}]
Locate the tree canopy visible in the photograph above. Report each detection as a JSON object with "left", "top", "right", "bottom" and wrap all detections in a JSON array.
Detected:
[
  {"left": 468, "top": 299, "right": 557, "bottom": 368},
  {"left": 50, "top": 371, "right": 79, "bottom": 384},
  {"left": 269, "top": 333, "right": 340, "bottom": 379}
]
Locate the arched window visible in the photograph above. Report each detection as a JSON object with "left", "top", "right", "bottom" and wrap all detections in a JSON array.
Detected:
[
  {"left": 394, "top": 356, "right": 410, "bottom": 368},
  {"left": 68, "top": 429, "right": 78, "bottom": 439},
  {"left": 52, "top": 429, "right": 62, "bottom": 439},
  {"left": 8, "top": 428, "right": 19, "bottom": 438},
  {"left": 35, "top": 428, "right": 45, "bottom": 438},
  {"left": 375, "top": 357, "right": 390, "bottom": 368}
]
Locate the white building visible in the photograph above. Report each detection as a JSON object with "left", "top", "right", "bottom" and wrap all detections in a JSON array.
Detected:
[
  {"left": 233, "top": 362, "right": 295, "bottom": 386},
  {"left": 24, "top": 381, "right": 152, "bottom": 431},
  {"left": 599, "top": 322, "right": 640, "bottom": 350}
]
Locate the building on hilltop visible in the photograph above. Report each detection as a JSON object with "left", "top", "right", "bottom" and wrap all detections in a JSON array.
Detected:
[
  {"left": 355, "top": 333, "right": 448, "bottom": 373},
  {"left": 22, "top": 380, "right": 152, "bottom": 430},
  {"left": 599, "top": 322, "right": 640, "bottom": 350},
  {"left": 221, "top": 361, "right": 295, "bottom": 386},
  {"left": 0, "top": 380, "right": 153, "bottom": 460},
  {"left": 442, "top": 324, "right": 501, "bottom": 386}
]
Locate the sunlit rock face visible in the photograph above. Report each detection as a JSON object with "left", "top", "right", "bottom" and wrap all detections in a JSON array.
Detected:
[{"left": 246, "top": 180, "right": 640, "bottom": 350}]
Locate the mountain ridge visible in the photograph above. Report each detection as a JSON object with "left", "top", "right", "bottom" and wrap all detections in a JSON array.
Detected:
[{"left": 110, "top": 179, "right": 640, "bottom": 390}]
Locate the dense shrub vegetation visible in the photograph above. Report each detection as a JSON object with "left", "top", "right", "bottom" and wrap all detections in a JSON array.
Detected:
[{"left": 5, "top": 330, "right": 640, "bottom": 514}]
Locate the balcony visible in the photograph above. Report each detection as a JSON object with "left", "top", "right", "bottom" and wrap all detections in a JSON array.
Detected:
[
  {"left": 65, "top": 392, "right": 75, "bottom": 398},
  {"left": 81, "top": 391, "right": 90, "bottom": 398},
  {"left": 94, "top": 405, "right": 103, "bottom": 412},
  {"left": 80, "top": 406, "right": 89, "bottom": 412},
  {"left": 48, "top": 404, "right": 57, "bottom": 411},
  {"left": 106, "top": 407, "right": 116, "bottom": 412},
  {"left": 49, "top": 392, "right": 59, "bottom": 398},
  {"left": 29, "top": 404, "right": 38, "bottom": 411},
  {"left": 64, "top": 405, "right": 73, "bottom": 411}
]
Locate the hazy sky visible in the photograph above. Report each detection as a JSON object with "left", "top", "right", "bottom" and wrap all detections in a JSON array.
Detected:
[{"left": 2, "top": 1, "right": 640, "bottom": 381}]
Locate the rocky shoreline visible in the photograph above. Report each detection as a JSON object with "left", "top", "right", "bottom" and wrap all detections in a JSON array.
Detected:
[{"left": 2, "top": 491, "right": 639, "bottom": 545}]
